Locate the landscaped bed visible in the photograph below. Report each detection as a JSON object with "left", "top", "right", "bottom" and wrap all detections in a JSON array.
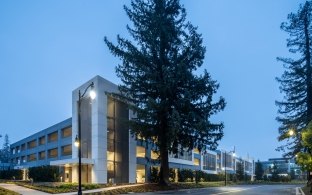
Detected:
[
  {"left": 0, "top": 186, "right": 20, "bottom": 195},
  {"left": 14, "top": 182, "right": 107, "bottom": 194}
]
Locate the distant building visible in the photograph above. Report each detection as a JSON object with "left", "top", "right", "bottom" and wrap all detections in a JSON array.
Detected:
[
  {"left": 261, "top": 158, "right": 305, "bottom": 179},
  {"left": 9, "top": 75, "right": 255, "bottom": 184}
]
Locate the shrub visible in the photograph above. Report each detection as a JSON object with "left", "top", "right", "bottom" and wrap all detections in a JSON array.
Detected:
[
  {"left": 0, "top": 169, "right": 23, "bottom": 180},
  {"left": 28, "top": 166, "right": 60, "bottom": 182},
  {"left": 195, "top": 170, "right": 214, "bottom": 183},
  {"left": 232, "top": 174, "right": 237, "bottom": 182},
  {"left": 178, "top": 169, "right": 193, "bottom": 182},
  {"left": 244, "top": 174, "right": 251, "bottom": 182},
  {"left": 200, "top": 172, "right": 224, "bottom": 182},
  {"left": 149, "top": 167, "right": 159, "bottom": 183},
  {"left": 169, "top": 168, "right": 176, "bottom": 182},
  {"left": 279, "top": 175, "right": 291, "bottom": 182}
]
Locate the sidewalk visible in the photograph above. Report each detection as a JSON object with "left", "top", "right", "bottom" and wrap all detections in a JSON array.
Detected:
[
  {"left": 0, "top": 183, "right": 50, "bottom": 195},
  {"left": 0, "top": 183, "right": 143, "bottom": 195},
  {"left": 296, "top": 187, "right": 305, "bottom": 195}
]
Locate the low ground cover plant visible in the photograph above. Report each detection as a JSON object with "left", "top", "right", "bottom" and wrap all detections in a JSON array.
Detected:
[
  {"left": 14, "top": 182, "right": 105, "bottom": 194},
  {"left": 0, "top": 186, "right": 19, "bottom": 195}
]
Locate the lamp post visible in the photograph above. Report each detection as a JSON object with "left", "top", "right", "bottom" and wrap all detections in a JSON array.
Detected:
[
  {"left": 74, "top": 82, "right": 96, "bottom": 195},
  {"left": 224, "top": 147, "right": 235, "bottom": 186}
]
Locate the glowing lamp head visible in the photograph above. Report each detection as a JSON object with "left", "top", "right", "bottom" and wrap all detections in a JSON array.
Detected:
[
  {"left": 74, "top": 135, "right": 79, "bottom": 147},
  {"left": 289, "top": 129, "right": 294, "bottom": 136},
  {"left": 89, "top": 90, "right": 96, "bottom": 100}
]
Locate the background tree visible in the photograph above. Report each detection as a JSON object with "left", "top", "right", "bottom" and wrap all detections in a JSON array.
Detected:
[
  {"left": 276, "top": 1, "right": 312, "bottom": 157},
  {"left": 270, "top": 161, "right": 280, "bottom": 182},
  {"left": 0, "top": 134, "right": 10, "bottom": 163},
  {"left": 255, "top": 160, "right": 264, "bottom": 180},
  {"left": 236, "top": 161, "right": 244, "bottom": 181},
  {"left": 105, "top": 0, "right": 225, "bottom": 185},
  {"left": 296, "top": 122, "right": 312, "bottom": 191},
  {"left": 290, "top": 169, "right": 296, "bottom": 180},
  {"left": 296, "top": 122, "right": 312, "bottom": 173}
]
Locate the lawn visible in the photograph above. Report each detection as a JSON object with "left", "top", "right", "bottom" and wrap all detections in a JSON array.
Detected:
[{"left": 0, "top": 187, "right": 20, "bottom": 195}]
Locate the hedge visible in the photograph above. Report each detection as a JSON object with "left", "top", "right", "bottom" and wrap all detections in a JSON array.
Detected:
[
  {"left": 28, "top": 165, "right": 60, "bottom": 182},
  {"left": 0, "top": 169, "right": 23, "bottom": 180}
]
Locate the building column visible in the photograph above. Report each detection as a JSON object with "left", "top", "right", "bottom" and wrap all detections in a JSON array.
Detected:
[
  {"left": 72, "top": 165, "right": 78, "bottom": 183},
  {"left": 129, "top": 110, "right": 137, "bottom": 183},
  {"left": 91, "top": 77, "right": 107, "bottom": 184}
]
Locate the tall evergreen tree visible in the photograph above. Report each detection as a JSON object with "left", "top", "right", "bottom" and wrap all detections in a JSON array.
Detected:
[
  {"left": 270, "top": 161, "right": 280, "bottom": 182},
  {"left": 236, "top": 161, "right": 245, "bottom": 181},
  {"left": 276, "top": 1, "right": 312, "bottom": 157},
  {"left": 0, "top": 134, "right": 10, "bottom": 163},
  {"left": 255, "top": 160, "right": 264, "bottom": 180},
  {"left": 105, "top": 0, "right": 225, "bottom": 185}
]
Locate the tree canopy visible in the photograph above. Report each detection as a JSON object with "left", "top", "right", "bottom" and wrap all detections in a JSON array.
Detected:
[
  {"left": 296, "top": 122, "right": 312, "bottom": 171},
  {"left": 255, "top": 160, "right": 264, "bottom": 180},
  {"left": 276, "top": 1, "right": 312, "bottom": 157},
  {"left": 0, "top": 134, "right": 10, "bottom": 163},
  {"left": 105, "top": 0, "right": 225, "bottom": 184}
]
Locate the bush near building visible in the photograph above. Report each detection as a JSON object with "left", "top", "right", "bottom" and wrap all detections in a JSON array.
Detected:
[
  {"left": 150, "top": 168, "right": 235, "bottom": 183},
  {"left": 195, "top": 170, "right": 225, "bottom": 182},
  {"left": 150, "top": 167, "right": 160, "bottom": 183},
  {"left": 0, "top": 169, "right": 23, "bottom": 180},
  {"left": 178, "top": 169, "right": 194, "bottom": 182},
  {"left": 150, "top": 167, "right": 176, "bottom": 183},
  {"left": 28, "top": 166, "right": 60, "bottom": 182},
  {"left": 263, "top": 174, "right": 291, "bottom": 182}
]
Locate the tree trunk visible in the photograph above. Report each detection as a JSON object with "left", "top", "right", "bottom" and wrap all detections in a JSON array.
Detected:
[
  {"left": 159, "top": 147, "right": 169, "bottom": 185},
  {"left": 158, "top": 114, "right": 170, "bottom": 186}
]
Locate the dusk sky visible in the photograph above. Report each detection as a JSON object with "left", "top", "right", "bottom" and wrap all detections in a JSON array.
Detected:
[{"left": 0, "top": 0, "right": 306, "bottom": 161}]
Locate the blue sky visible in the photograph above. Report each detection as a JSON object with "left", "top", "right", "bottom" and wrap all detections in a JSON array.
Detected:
[{"left": 0, "top": 0, "right": 306, "bottom": 161}]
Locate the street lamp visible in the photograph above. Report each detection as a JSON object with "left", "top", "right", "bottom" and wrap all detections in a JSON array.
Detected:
[
  {"left": 224, "top": 147, "right": 235, "bottom": 186},
  {"left": 74, "top": 135, "right": 79, "bottom": 147},
  {"left": 75, "top": 82, "right": 96, "bottom": 195}
]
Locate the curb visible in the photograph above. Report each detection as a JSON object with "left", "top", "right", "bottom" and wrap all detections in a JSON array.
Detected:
[{"left": 296, "top": 187, "right": 305, "bottom": 195}]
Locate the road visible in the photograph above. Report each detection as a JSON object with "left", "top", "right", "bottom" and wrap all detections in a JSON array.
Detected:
[{"left": 132, "top": 185, "right": 304, "bottom": 195}]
